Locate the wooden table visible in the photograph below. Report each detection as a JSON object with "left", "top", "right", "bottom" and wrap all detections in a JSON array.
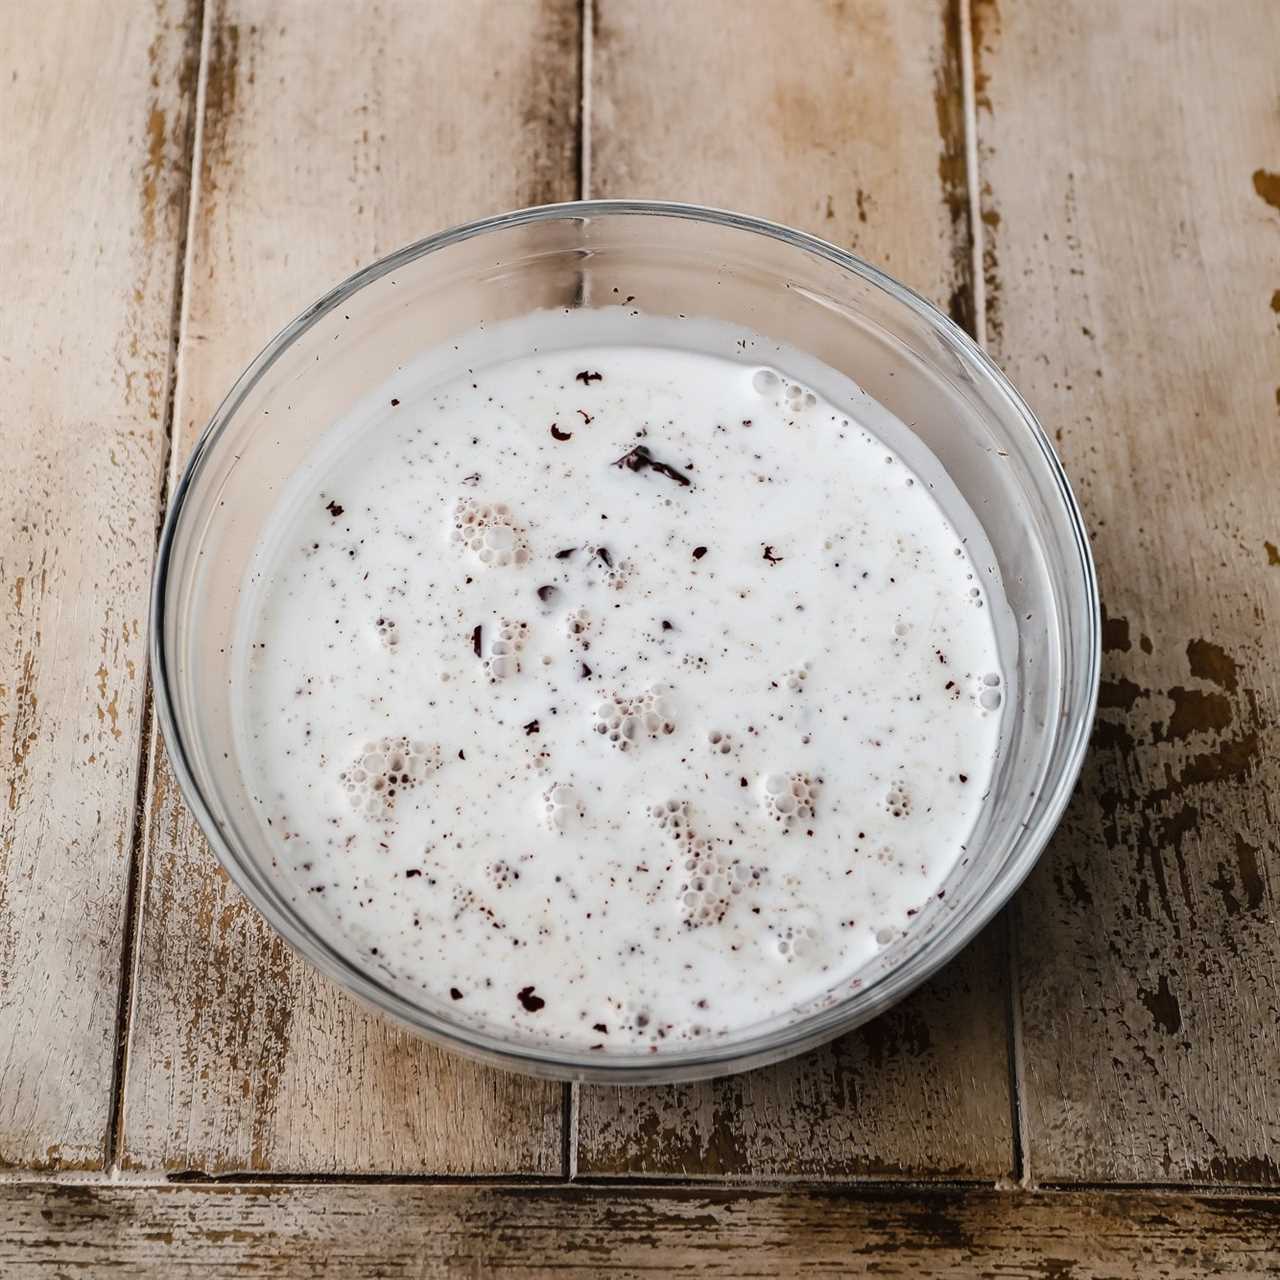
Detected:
[{"left": 3, "top": 1, "right": 1278, "bottom": 1273}]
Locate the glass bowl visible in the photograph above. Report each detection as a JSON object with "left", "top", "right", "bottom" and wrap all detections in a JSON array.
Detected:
[{"left": 152, "top": 200, "right": 1100, "bottom": 1083}]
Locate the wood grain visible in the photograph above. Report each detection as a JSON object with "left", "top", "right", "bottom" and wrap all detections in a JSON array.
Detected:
[
  {"left": 4, "top": 1183, "right": 1278, "bottom": 1277},
  {"left": 120, "top": 0, "right": 579, "bottom": 1175},
  {"left": 0, "top": 0, "right": 199, "bottom": 1170},
  {"left": 578, "top": 0, "right": 1012, "bottom": 1180},
  {"left": 975, "top": 0, "right": 1280, "bottom": 1182}
]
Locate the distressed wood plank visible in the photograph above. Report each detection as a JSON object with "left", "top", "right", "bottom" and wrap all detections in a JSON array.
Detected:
[
  {"left": 0, "top": 0, "right": 199, "bottom": 1170},
  {"left": 975, "top": 0, "right": 1280, "bottom": 1182},
  {"left": 579, "top": 0, "right": 1011, "bottom": 1179},
  {"left": 4, "top": 1183, "right": 1279, "bottom": 1277},
  {"left": 121, "top": 0, "right": 579, "bottom": 1174}
]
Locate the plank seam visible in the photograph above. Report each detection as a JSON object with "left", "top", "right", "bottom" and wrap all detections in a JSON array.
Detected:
[
  {"left": 579, "top": 0, "right": 593, "bottom": 198},
  {"left": 958, "top": 0, "right": 987, "bottom": 350},
  {"left": 104, "top": 0, "right": 213, "bottom": 1178}
]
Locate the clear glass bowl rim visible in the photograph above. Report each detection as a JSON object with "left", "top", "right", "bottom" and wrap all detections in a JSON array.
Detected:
[{"left": 151, "top": 198, "right": 1101, "bottom": 1083}]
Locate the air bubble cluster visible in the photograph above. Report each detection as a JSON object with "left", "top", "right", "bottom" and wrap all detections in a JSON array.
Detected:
[
  {"left": 782, "top": 662, "right": 810, "bottom": 692},
  {"left": 483, "top": 620, "right": 528, "bottom": 682},
  {"left": 886, "top": 783, "right": 912, "bottom": 818},
  {"left": 541, "top": 781, "right": 582, "bottom": 832},
  {"left": 566, "top": 606, "right": 592, "bottom": 644},
  {"left": 760, "top": 771, "right": 820, "bottom": 827},
  {"left": 650, "top": 800, "right": 763, "bottom": 929},
  {"left": 774, "top": 923, "right": 817, "bottom": 962},
  {"left": 339, "top": 736, "right": 440, "bottom": 819},
  {"left": 706, "top": 729, "right": 733, "bottom": 755},
  {"left": 593, "top": 685, "right": 676, "bottom": 750},
  {"left": 374, "top": 616, "right": 399, "bottom": 650},
  {"left": 488, "top": 859, "right": 519, "bottom": 890},
  {"left": 977, "top": 671, "right": 1003, "bottom": 712},
  {"left": 752, "top": 367, "right": 816, "bottom": 411},
  {"left": 592, "top": 549, "right": 632, "bottom": 591},
  {"left": 451, "top": 499, "right": 530, "bottom": 567}
]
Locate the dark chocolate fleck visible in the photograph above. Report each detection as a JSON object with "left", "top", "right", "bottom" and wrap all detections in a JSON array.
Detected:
[
  {"left": 517, "top": 985, "right": 545, "bottom": 1012},
  {"left": 390, "top": 398, "right": 400, "bottom": 407},
  {"left": 593, "top": 1022, "right": 608, "bottom": 1034},
  {"left": 536, "top": 584, "right": 558, "bottom": 603},
  {"left": 461, "top": 472, "right": 481, "bottom": 486},
  {"left": 472, "top": 624, "right": 482, "bottom": 657},
  {"left": 577, "top": 409, "right": 594, "bottom": 424},
  {"left": 550, "top": 423, "right": 573, "bottom": 441},
  {"left": 581, "top": 662, "right": 593, "bottom": 678},
  {"left": 555, "top": 547, "right": 576, "bottom": 560},
  {"left": 405, "top": 868, "right": 422, "bottom": 878},
  {"left": 596, "top": 545, "right": 613, "bottom": 569},
  {"left": 325, "top": 500, "right": 344, "bottom": 518},
  {"left": 450, "top": 987, "right": 463, "bottom": 1000},
  {"left": 692, "top": 545, "right": 708, "bottom": 560},
  {"left": 762, "top": 544, "right": 783, "bottom": 564},
  {"left": 575, "top": 370, "right": 603, "bottom": 384},
  {"left": 661, "top": 619, "right": 674, "bottom": 631},
  {"left": 523, "top": 719, "right": 540, "bottom": 736},
  {"left": 613, "top": 443, "right": 692, "bottom": 487}
]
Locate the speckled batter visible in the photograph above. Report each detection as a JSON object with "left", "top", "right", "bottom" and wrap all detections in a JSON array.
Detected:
[{"left": 234, "top": 308, "right": 1006, "bottom": 1054}]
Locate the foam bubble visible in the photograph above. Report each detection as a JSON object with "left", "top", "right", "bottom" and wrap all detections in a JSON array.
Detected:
[
  {"left": 649, "top": 800, "right": 757, "bottom": 929},
  {"left": 375, "top": 616, "right": 400, "bottom": 650},
  {"left": 593, "top": 685, "right": 676, "bottom": 751},
  {"left": 752, "top": 368, "right": 780, "bottom": 395},
  {"left": 885, "top": 784, "right": 912, "bottom": 818},
  {"left": 451, "top": 498, "right": 530, "bottom": 567},
  {"left": 479, "top": 619, "right": 528, "bottom": 682},
  {"left": 706, "top": 729, "right": 733, "bottom": 755},
  {"left": 760, "top": 771, "right": 819, "bottom": 827},
  {"left": 338, "top": 736, "right": 441, "bottom": 819},
  {"left": 541, "top": 781, "right": 583, "bottom": 832},
  {"left": 782, "top": 662, "right": 810, "bottom": 692}
]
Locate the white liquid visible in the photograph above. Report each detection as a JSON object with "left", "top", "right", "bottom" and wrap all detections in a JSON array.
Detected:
[{"left": 235, "top": 309, "right": 1005, "bottom": 1054}]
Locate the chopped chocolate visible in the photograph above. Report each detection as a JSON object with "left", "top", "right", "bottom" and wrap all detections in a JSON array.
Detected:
[
  {"left": 613, "top": 443, "right": 692, "bottom": 487},
  {"left": 593, "top": 1022, "right": 608, "bottom": 1034},
  {"left": 575, "top": 370, "right": 603, "bottom": 384},
  {"left": 325, "top": 499, "right": 344, "bottom": 518},
  {"left": 762, "top": 544, "right": 784, "bottom": 564},
  {"left": 555, "top": 547, "right": 576, "bottom": 560},
  {"left": 390, "top": 398, "right": 400, "bottom": 407},
  {"left": 550, "top": 423, "right": 573, "bottom": 441},
  {"left": 461, "top": 472, "right": 481, "bottom": 486},
  {"left": 523, "top": 719, "right": 540, "bottom": 735},
  {"left": 471, "top": 624, "right": 482, "bottom": 657},
  {"left": 517, "top": 985, "right": 545, "bottom": 1012},
  {"left": 692, "top": 545, "right": 708, "bottom": 560},
  {"left": 450, "top": 987, "right": 463, "bottom": 1000}
]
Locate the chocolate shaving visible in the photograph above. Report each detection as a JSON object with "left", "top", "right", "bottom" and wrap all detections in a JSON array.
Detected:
[
  {"left": 580, "top": 662, "right": 593, "bottom": 678},
  {"left": 471, "top": 624, "right": 482, "bottom": 658},
  {"left": 550, "top": 423, "right": 573, "bottom": 441},
  {"left": 450, "top": 987, "right": 463, "bottom": 1000},
  {"left": 536, "top": 585, "right": 558, "bottom": 603},
  {"left": 555, "top": 547, "right": 576, "bottom": 560},
  {"left": 596, "top": 545, "right": 613, "bottom": 569},
  {"left": 523, "top": 719, "right": 540, "bottom": 736},
  {"left": 613, "top": 443, "right": 692, "bottom": 487},
  {"left": 461, "top": 472, "right": 481, "bottom": 486},
  {"left": 762, "top": 545, "right": 783, "bottom": 564},
  {"left": 661, "top": 619, "right": 674, "bottom": 631},
  {"left": 575, "top": 370, "right": 603, "bottom": 384},
  {"left": 577, "top": 409, "right": 594, "bottom": 424},
  {"left": 692, "top": 545, "right": 708, "bottom": 560},
  {"left": 517, "top": 985, "right": 545, "bottom": 1012},
  {"left": 325, "top": 500, "right": 344, "bottom": 518}
]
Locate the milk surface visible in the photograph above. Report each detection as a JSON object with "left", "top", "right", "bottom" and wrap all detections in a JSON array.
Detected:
[{"left": 235, "top": 309, "right": 1006, "bottom": 1053}]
